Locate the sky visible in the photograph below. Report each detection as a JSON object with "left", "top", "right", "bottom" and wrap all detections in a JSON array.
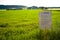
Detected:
[{"left": 0, "top": 0, "right": 60, "bottom": 7}]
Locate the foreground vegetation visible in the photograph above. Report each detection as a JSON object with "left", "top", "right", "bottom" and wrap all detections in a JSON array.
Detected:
[{"left": 0, "top": 10, "right": 60, "bottom": 40}]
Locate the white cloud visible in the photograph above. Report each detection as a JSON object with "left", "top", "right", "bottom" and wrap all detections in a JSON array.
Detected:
[{"left": 0, "top": 0, "right": 60, "bottom": 7}]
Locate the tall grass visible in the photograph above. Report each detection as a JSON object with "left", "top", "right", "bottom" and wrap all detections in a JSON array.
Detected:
[{"left": 0, "top": 10, "right": 60, "bottom": 40}]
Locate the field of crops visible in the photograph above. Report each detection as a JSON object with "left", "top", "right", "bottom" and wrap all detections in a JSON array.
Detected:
[{"left": 0, "top": 10, "right": 60, "bottom": 40}]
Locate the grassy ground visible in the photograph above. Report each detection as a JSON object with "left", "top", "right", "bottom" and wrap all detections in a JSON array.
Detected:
[{"left": 0, "top": 10, "right": 60, "bottom": 40}]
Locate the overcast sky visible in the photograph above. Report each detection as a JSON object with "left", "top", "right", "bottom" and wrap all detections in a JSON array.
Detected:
[{"left": 0, "top": 0, "right": 60, "bottom": 7}]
